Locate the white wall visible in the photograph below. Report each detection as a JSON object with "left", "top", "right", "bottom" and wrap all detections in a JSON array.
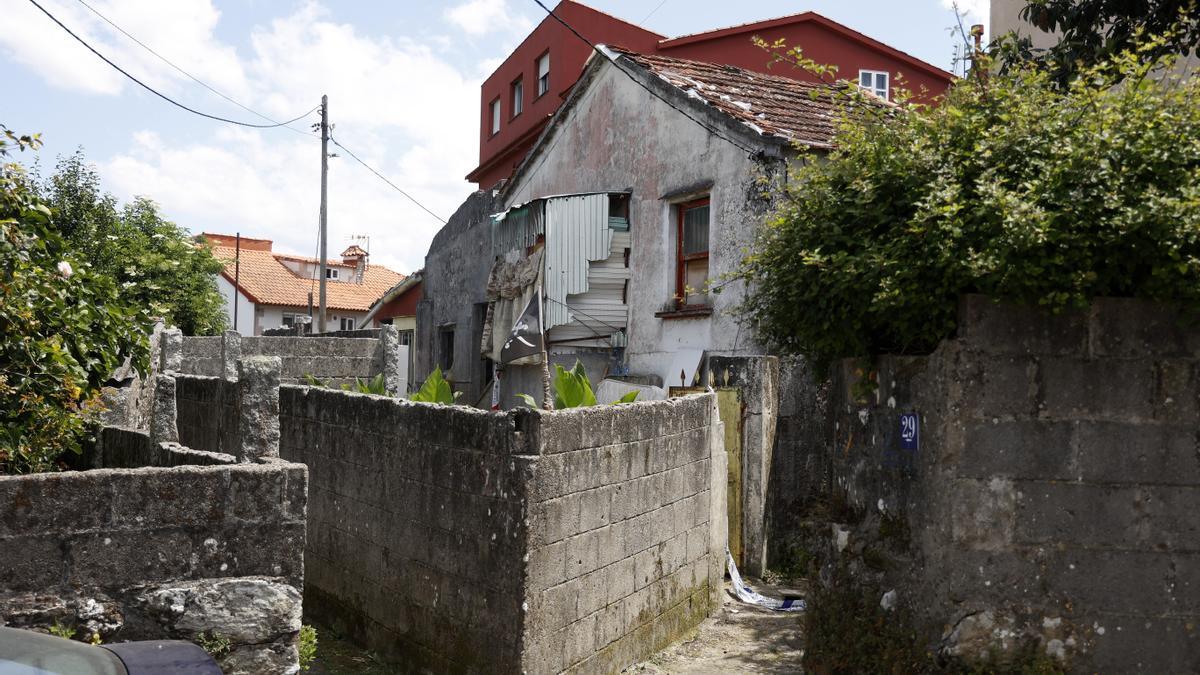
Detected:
[{"left": 217, "top": 275, "right": 256, "bottom": 335}]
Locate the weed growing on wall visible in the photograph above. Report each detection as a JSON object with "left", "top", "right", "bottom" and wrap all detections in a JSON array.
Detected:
[
  {"left": 299, "top": 624, "right": 318, "bottom": 671},
  {"left": 738, "top": 44, "right": 1200, "bottom": 374}
]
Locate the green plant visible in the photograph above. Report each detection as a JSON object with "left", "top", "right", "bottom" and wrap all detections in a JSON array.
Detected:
[
  {"left": 48, "top": 621, "right": 75, "bottom": 640},
  {"left": 196, "top": 632, "right": 231, "bottom": 659},
  {"left": 738, "top": 47, "right": 1200, "bottom": 375},
  {"left": 302, "top": 373, "right": 326, "bottom": 387},
  {"left": 517, "top": 361, "right": 640, "bottom": 409},
  {"left": 410, "top": 366, "right": 460, "bottom": 405},
  {"left": 299, "top": 624, "right": 318, "bottom": 671},
  {"left": 1, "top": 127, "right": 150, "bottom": 473},
  {"left": 340, "top": 373, "right": 389, "bottom": 396}
]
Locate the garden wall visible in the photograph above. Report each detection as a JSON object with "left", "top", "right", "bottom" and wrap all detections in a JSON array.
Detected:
[
  {"left": 0, "top": 427, "right": 307, "bottom": 675},
  {"left": 177, "top": 327, "right": 407, "bottom": 394},
  {"left": 278, "top": 387, "right": 726, "bottom": 674},
  {"left": 820, "top": 295, "right": 1200, "bottom": 672}
]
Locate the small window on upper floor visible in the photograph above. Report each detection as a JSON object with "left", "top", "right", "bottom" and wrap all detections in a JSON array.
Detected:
[
  {"left": 511, "top": 77, "right": 524, "bottom": 117},
  {"left": 536, "top": 52, "right": 550, "bottom": 97},
  {"left": 326, "top": 268, "right": 339, "bottom": 280},
  {"left": 676, "top": 198, "right": 710, "bottom": 308},
  {"left": 859, "top": 70, "right": 889, "bottom": 100},
  {"left": 490, "top": 97, "right": 501, "bottom": 135},
  {"left": 340, "top": 317, "right": 354, "bottom": 331}
]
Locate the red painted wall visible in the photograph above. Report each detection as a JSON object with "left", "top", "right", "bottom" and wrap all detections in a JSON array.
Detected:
[
  {"left": 469, "top": 6, "right": 955, "bottom": 189},
  {"left": 657, "top": 20, "right": 952, "bottom": 104},
  {"left": 469, "top": 1, "right": 663, "bottom": 188},
  {"left": 374, "top": 280, "right": 422, "bottom": 322}
]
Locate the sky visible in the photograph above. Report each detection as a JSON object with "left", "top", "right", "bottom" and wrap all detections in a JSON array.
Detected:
[{"left": 0, "top": 0, "right": 989, "bottom": 274}]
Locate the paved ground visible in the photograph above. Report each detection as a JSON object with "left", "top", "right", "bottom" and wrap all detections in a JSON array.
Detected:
[{"left": 627, "top": 579, "right": 806, "bottom": 674}]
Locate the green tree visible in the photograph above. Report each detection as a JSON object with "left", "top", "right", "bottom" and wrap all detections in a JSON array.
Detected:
[
  {"left": 737, "top": 49, "right": 1200, "bottom": 374},
  {"left": 996, "top": 0, "right": 1200, "bottom": 85},
  {"left": 37, "top": 151, "right": 227, "bottom": 335},
  {"left": 1, "top": 127, "right": 150, "bottom": 473}
]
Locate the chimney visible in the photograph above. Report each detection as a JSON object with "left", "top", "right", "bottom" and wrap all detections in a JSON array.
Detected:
[{"left": 340, "top": 244, "right": 368, "bottom": 284}]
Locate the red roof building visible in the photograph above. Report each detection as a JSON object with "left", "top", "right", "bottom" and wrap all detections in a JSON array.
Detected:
[{"left": 468, "top": 1, "right": 955, "bottom": 189}]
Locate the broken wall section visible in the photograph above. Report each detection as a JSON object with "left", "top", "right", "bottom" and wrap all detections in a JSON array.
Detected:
[
  {"left": 820, "top": 296, "right": 1200, "bottom": 672},
  {"left": 0, "top": 427, "right": 308, "bottom": 675}
]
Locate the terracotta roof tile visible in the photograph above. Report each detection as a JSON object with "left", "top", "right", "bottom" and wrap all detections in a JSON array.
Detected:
[
  {"left": 612, "top": 47, "right": 884, "bottom": 150},
  {"left": 211, "top": 245, "right": 403, "bottom": 313}
]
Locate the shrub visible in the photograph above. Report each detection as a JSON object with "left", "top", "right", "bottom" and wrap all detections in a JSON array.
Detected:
[
  {"left": 299, "top": 624, "right": 318, "bottom": 671},
  {"left": 738, "top": 48, "right": 1200, "bottom": 373},
  {"left": 1, "top": 127, "right": 150, "bottom": 473}
]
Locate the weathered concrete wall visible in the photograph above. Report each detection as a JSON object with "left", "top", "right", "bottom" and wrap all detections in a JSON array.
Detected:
[
  {"left": 519, "top": 395, "right": 726, "bottom": 674},
  {"left": 0, "top": 446, "right": 307, "bottom": 675},
  {"left": 278, "top": 387, "right": 725, "bottom": 674},
  {"left": 416, "top": 189, "right": 498, "bottom": 404},
  {"left": 501, "top": 56, "right": 789, "bottom": 387},
  {"left": 180, "top": 329, "right": 406, "bottom": 393},
  {"left": 820, "top": 296, "right": 1200, "bottom": 672},
  {"left": 175, "top": 375, "right": 239, "bottom": 456}
]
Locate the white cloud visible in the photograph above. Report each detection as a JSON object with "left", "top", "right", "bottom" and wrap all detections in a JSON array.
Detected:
[
  {"left": 941, "top": 0, "right": 990, "bottom": 26},
  {"left": 444, "top": 0, "right": 533, "bottom": 37},
  {"left": 97, "top": 2, "right": 482, "bottom": 275}
]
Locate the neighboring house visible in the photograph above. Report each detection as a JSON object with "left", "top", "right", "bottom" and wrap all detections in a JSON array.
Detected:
[
  {"left": 362, "top": 271, "right": 423, "bottom": 390},
  {"left": 203, "top": 233, "right": 404, "bottom": 336},
  {"left": 423, "top": 46, "right": 874, "bottom": 408},
  {"left": 470, "top": 0, "right": 953, "bottom": 189}
]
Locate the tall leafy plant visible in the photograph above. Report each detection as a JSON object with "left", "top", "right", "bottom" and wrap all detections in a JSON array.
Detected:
[
  {"left": 1, "top": 127, "right": 150, "bottom": 473},
  {"left": 410, "top": 367, "right": 460, "bottom": 405},
  {"left": 518, "top": 361, "right": 639, "bottom": 409}
]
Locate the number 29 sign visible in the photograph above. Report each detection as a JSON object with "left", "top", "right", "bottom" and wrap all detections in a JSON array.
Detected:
[{"left": 899, "top": 412, "right": 919, "bottom": 452}]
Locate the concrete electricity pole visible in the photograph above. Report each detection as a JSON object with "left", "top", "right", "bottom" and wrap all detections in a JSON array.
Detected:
[{"left": 318, "top": 94, "right": 329, "bottom": 333}]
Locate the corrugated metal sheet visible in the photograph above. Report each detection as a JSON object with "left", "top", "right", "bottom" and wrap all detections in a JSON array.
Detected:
[
  {"left": 548, "top": 231, "right": 631, "bottom": 346},
  {"left": 491, "top": 201, "right": 545, "bottom": 257},
  {"left": 543, "top": 194, "right": 612, "bottom": 331}
]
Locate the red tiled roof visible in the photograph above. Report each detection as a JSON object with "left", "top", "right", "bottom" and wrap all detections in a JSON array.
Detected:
[
  {"left": 210, "top": 243, "right": 403, "bottom": 313},
  {"left": 611, "top": 47, "right": 877, "bottom": 149}
]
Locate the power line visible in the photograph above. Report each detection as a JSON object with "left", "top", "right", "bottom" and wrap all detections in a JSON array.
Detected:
[
  {"left": 529, "top": 0, "right": 758, "bottom": 156},
  {"left": 28, "top": 0, "right": 318, "bottom": 129},
  {"left": 328, "top": 135, "right": 448, "bottom": 224},
  {"left": 640, "top": 0, "right": 669, "bottom": 25},
  {"left": 74, "top": 0, "right": 315, "bottom": 136}
]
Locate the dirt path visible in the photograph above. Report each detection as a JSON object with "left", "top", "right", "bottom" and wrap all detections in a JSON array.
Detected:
[{"left": 627, "top": 580, "right": 806, "bottom": 674}]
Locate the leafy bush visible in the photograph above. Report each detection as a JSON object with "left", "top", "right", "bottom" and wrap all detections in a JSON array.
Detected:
[
  {"left": 410, "top": 366, "right": 460, "bottom": 405},
  {"left": 738, "top": 48, "right": 1200, "bottom": 373},
  {"left": 518, "top": 360, "right": 639, "bottom": 409},
  {"left": 1, "top": 127, "right": 150, "bottom": 473},
  {"left": 299, "top": 624, "right": 318, "bottom": 671}
]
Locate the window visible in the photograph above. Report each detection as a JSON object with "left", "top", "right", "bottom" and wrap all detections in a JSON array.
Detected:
[
  {"left": 536, "top": 52, "right": 550, "bottom": 97},
  {"left": 325, "top": 268, "right": 339, "bottom": 280},
  {"left": 676, "top": 198, "right": 710, "bottom": 307},
  {"left": 511, "top": 77, "right": 524, "bottom": 117},
  {"left": 859, "top": 70, "right": 889, "bottom": 100},
  {"left": 490, "top": 98, "right": 501, "bottom": 135},
  {"left": 340, "top": 317, "right": 354, "bottom": 331}
]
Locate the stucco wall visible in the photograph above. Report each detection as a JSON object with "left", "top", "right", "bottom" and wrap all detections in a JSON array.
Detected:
[
  {"left": 501, "top": 58, "right": 789, "bottom": 389},
  {"left": 217, "top": 275, "right": 256, "bottom": 336}
]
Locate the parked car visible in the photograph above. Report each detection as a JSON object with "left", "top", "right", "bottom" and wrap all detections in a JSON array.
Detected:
[{"left": 0, "top": 626, "right": 221, "bottom": 674}]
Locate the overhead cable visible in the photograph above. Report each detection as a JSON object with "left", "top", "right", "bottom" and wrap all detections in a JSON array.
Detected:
[
  {"left": 73, "top": 0, "right": 315, "bottom": 136},
  {"left": 28, "top": 0, "right": 317, "bottom": 129},
  {"left": 328, "top": 135, "right": 448, "bottom": 225},
  {"left": 529, "top": 0, "right": 758, "bottom": 156}
]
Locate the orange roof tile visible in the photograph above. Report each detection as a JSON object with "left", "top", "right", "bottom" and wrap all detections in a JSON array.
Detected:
[{"left": 211, "top": 244, "right": 404, "bottom": 313}]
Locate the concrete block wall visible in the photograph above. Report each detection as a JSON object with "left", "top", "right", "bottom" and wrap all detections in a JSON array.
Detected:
[
  {"left": 823, "top": 295, "right": 1200, "bottom": 671},
  {"left": 175, "top": 375, "right": 238, "bottom": 455},
  {"left": 0, "top": 450, "right": 307, "bottom": 675},
  {"left": 277, "top": 387, "right": 725, "bottom": 674},
  {"left": 180, "top": 335, "right": 223, "bottom": 377},
  {"left": 279, "top": 385, "right": 529, "bottom": 672},
  {"left": 519, "top": 395, "right": 725, "bottom": 675}
]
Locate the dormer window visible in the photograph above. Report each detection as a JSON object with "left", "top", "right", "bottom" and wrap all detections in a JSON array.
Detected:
[{"left": 859, "top": 70, "right": 889, "bottom": 100}]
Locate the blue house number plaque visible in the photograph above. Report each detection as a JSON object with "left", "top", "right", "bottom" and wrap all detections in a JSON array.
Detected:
[{"left": 899, "top": 413, "right": 919, "bottom": 452}]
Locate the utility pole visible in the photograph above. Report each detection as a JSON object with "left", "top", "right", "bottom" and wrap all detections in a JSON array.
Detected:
[{"left": 318, "top": 94, "right": 330, "bottom": 333}]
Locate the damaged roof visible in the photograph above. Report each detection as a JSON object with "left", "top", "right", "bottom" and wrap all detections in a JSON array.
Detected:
[{"left": 608, "top": 45, "right": 874, "bottom": 150}]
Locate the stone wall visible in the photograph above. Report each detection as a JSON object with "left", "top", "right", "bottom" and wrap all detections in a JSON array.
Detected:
[
  {"left": 175, "top": 375, "right": 238, "bottom": 456},
  {"left": 178, "top": 327, "right": 407, "bottom": 394},
  {"left": 818, "top": 296, "right": 1200, "bottom": 672},
  {"left": 278, "top": 387, "right": 726, "bottom": 674},
  {"left": 0, "top": 430, "right": 307, "bottom": 675}
]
